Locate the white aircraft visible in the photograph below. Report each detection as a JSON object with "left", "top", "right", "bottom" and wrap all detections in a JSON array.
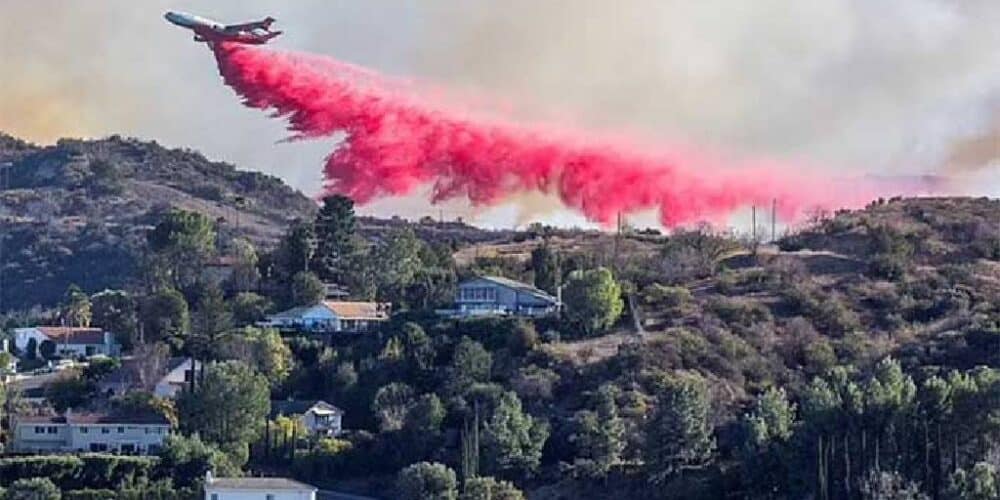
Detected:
[{"left": 164, "top": 11, "right": 282, "bottom": 45}]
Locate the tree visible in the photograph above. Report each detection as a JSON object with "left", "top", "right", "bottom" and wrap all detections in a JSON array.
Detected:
[
  {"left": 289, "top": 271, "right": 325, "bottom": 307},
  {"left": 218, "top": 327, "right": 293, "bottom": 385},
  {"left": 945, "top": 462, "right": 998, "bottom": 500},
  {"left": 147, "top": 209, "right": 216, "bottom": 289},
  {"left": 4, "top": 477, "right": 61, "bottom": 500},
  {"left": 38, "top": 340, "right": 56, "bottom": 360},
  {"left": 373, "top": 227, "right": 424, "bottom": 307},
  {"left": 156, "top": 433, "right": 240, "bottom": 488},
  {"left": 447, "top": 338, "right": 493, "bottom": 397},
  {"left": 860, "top": 471, "right": 928, "bottom": 500},
  {"left": 644, "top": 376, "right": 716, "bottom": 486},
  {"left": 562, "top": 267, "right": 623, "bottom": 335},
  {"left": 460, "top": 477, "right": 525, "bottom": 500},
  {"left": 403, "top": 393, "right": 446, "bottom": 456},
  {"left": 396, "top": 462, "right": 459, "bottom": 500},
  {"left": 864, "top": 357, "right": 916, "bottom": 472},
  {"left": 24, "top": 339, "right": 37, "bottom": 361},
  {"left": 570, "top": 384, "right": 626, "bottom": 481},
  {"left": 141, "top": 288, "right": 190, "bottom": 344},
  {"left": 91, "top": 289, "right": 137, "bottom": 349},
  {"left": 531, "top": 244, "right": 559, "bottom": 294},
  {"left": 373, "top": 382, "right": 416, "bottom": 432},
  {"left": 280, "top": 220, "right": 317, "bottom": 276},
  {"left": 190, "top": 284, "right": 233, "bottom": 360},
  {"left": 312, "top": 195, "right": 358, "bottom": 283},
  {"left": 225, "top": 238, "right": 261, "bottom": 293},
  {"left": 482, "top": 391, "right": 549, "bottom": 478},
  {"left": 231, "top": 292, "right": 273, "bottom": 326},
  {"left": 62, "top": 284, "right": 92, "bottom": 328},
  {"left": 45, "top": 375, "right": 94, "bottom": 411},
  {"left": 177, "top": 360, "right": 269, "bottom": 451},
  {"left": 739, "top": 387, "right": 798, "bottom": 497}
]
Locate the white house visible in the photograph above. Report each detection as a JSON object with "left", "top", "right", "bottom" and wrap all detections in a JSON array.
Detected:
[
  {"left": 271, "top": 400, "right": 344, "bottom": 436},
  {"left": 261, "top": 301, "right": 390, "bottom": 334},
  {"left": 14, "top": 327, "right": 117, "bottom": 358},
  {"left": 438, "top": 276, "right": 560, "bottom": 318},
  {"left": 11, "top": 410, "right": 171, "bottom": 454},
  {"left": 98, "top": 357, "right": 199, "bottom": 399},
  {"left": 204, "top": 473, "right": 316, "bottom": 500}
]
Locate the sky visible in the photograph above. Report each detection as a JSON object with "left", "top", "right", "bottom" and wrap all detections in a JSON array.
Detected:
[{"left": 2, "top": 0, "right": 998, "bottom": 228}]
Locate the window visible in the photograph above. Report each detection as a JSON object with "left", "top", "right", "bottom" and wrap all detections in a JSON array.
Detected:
[
  {"left": 102, "top": 428, "right": 110, "bottom": 434},
  {"left": 117, "top": 427, "right": 124, "bottom": 433},
  {"left": 266, "top": 495, "right": 275, "bottom": 500},
  {"left": 47, "top": 426, "right": 58, "bottom": 434},
  {"left": 34, "top": 426, "right": 45, "bottom": 434},
  {"left": 90, "top": 443, "right": 108, "bottom": 452},
  {"left": 210, "top": 494, "right": 219, "bottom": 500},
  {"left": 80, "top": 427, "right": 89, "bottom": 434}
]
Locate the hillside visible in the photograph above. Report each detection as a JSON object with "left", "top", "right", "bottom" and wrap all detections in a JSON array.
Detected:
[{"left": 0, "top": 133, "right": 511, "bottom": 311}]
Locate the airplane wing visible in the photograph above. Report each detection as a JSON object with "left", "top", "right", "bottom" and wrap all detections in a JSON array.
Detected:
[{"left": 225, "top": 17, "right": 275, "bottom": 31}]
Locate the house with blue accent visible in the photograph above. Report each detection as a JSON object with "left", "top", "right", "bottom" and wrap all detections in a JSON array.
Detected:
[{"left": 438, "top": 276, "right": 560, "bottom": 318}]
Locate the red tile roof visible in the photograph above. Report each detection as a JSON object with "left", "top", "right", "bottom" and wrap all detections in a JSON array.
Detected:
[
  {"left": 16, "top": 411, "right": 170, "bottom": 425},
  {"left": 35, "top": 327, "right": 106, "bottom": 345},
  {"left": 322, "top": 301, "right": 390, "bottom": 320}
]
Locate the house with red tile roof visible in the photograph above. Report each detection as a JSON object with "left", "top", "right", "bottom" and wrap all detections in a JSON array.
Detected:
[
  {"left": 10, "top": 409, "right": 170, "bottom": 454},
  {"left": 14, "top": 327, "right": 118, "bottom": 358},
  {"left": 260, "top": 301, "right": 390, "bottom": 334}
]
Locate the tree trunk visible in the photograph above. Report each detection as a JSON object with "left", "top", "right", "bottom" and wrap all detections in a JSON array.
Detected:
[
  {"left": 844, "top": 432, "right": 852, "bottom": 500},
  {"left": 933, "top": 422, "right": 942, "bottom": 500}
]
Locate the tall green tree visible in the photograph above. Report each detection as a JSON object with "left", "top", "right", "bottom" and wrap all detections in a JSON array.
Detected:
[
  {"left": 190, "top": 284, "right": 232, "bottom": 361},
  {"left": 460, "top": 477, "right": 525, "bottom": 500},
  {"left": 141, "top": 288, "right": 190, "bottom": 345},
  {"left": 531, "top": 244, "right": 559, "bottom": 294},
  {"left": 312, "top": 195, "right": 358, "bottom": 283},
  {"left": 644, "top": 376, "right": 716, "bottom": 486},
  {"left": 147, "top": 209, "right": 216, "bottom": 289},
  {"left": 373, "top": 227, "right": 424, "bottom": 307},
  {"left": 482, "top": 391, "right": 549, "bottom": 478},
  {"left": 570, "top": 384, "right": 626, "bottom": 481},
  {"left": 288, "top": 271, "right": 325, "bottom": 307},
  {"left": 739, "top": 387, "right": 798, "bottom": 497},
  {"left": 90, "top": 289, "right": 137, "bottom": 349},
  {"left": 177, "top": 361, "right": 270, "bottom": 452},
  {"left": 396, "top": 462, "right": 459, "bottom": 500},
  {"left": 373, "top": 382, "right": 417, "bottom": 432},
  {"left": 447, "top": 338, "right": 493, "bottom": 397},
  {"left": 218, "top": 327, "right": 293, "bottom": 386},
  {"left": 62, "top": 284, "right": 92, "bottom": 328},
  {"left": 562, "top": 267, "right": 624, "bottom": 336}
]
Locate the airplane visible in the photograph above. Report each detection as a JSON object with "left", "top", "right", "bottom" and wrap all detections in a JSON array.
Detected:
[{"left": 164, "top": 11, "right": 282, "bottom": 45}]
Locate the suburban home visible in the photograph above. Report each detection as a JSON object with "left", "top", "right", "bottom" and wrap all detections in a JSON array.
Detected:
[
  {"left": 14, "top": 327, "right": 118, "bottom": 358},
  {"left": 271, "top": 400, "right": 344, "bottom": 436},
  {"left": 98, "top": 357, "right": 200, "bottom": 399},
  {"left": 10, "top": 409, "right": 171, "bottom": 454},
  {"left": 261, "top": 301, "right": 390, "bottom": 334},
  {"left": 437, "top": 276, "right": 560, "bottom": 318},
  {"left": 204, "top": 472, "right": 317, "bottom": 500}
]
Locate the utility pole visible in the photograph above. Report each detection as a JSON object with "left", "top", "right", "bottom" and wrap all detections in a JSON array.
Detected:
[{"left": 751, "top": 205, "right": 757, "bottom": 244}]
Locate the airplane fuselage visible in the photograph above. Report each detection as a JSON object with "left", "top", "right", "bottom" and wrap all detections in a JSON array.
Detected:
[{"left": 165, "top": 11, "right": 280, "bottom": 45}]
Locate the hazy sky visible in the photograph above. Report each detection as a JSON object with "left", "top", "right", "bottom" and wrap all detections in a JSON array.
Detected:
[{"left": 2, "top": 0, "right": 998, "bottom": 227}]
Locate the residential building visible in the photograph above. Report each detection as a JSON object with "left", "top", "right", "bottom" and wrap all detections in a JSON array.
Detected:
[
  {"left": 98, "top": 357, "right": 200, "bottom": 399},
  {"left": 261, "top": 301, "right": 390, "bottom": 334},
  {"left": 10, "top": 410, "right": 170, "bottom": 454},
  {"left": 204, "top": 472, "right": 316, "bottom": 500},
  {"left": 271, "top": 400, "right": 344, "bottom": 436},
  {"left": 437, "top": 276, "right": 560, "bottom": 318},
  {"left": 14, "top": 327, "right": 118, "bottom": 358}
]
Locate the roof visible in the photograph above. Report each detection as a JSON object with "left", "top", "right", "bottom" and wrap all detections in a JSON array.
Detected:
[
  {"left": 207, "top": 477, "right": 316, "bottom": 491},
  {"left": 271, "top": 400, "right": 344, "bottom": 417},
  {"left": 322, "top": 301, "right": 389, "bottom": 320},
  {"left": 32, "top": 327, "right": 106, "bottom": 345},
  {"left": 16, "top": 410, "right": 170, "bottom": 426},
  {"left": 469, "top": 276, "right": 559, "bottom": 303},
  {"left": 99, "top": 357, "right": 191, "bottom": 386},
  {"left": 267, "top": 304, "right": 325, "bottom": 320}
]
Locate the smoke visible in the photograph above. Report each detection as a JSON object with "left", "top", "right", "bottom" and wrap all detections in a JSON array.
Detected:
[{"left": 211, "top": 42, "right": 921, "bottom": 227}]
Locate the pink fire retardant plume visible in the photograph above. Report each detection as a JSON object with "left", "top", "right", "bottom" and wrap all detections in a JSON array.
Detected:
[{"left": 211, "top": 42, "right": 896, "bottom": 227}]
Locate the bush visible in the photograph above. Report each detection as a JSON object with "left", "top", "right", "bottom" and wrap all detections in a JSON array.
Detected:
[
  {"left": 5, "top": 477, "right": 61, "bottom": 500},
  {"left": 0, "top": 454, "right": 156, "bottom": 491},
  {"left": 396, "top": 462, "right": 458, "bottom": 500}
]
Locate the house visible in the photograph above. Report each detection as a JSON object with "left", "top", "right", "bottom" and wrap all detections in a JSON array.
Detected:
[
  {"left": 10, "top": 409, "right": 171, "bottom": 454},
  {"left": 261, "top": 301, "right": 390, "bottom": 334},
  {"left": 98, "top": 357, "right": 200, "bottom": 399},
  {"left": 204, "top": 472, "right": 316, "bottom": 500},
  {"left": 271, "top": 400, "right": 344, "bottom": 436},
  {"left": 14, "top": 327, "right": 118, "bottom": 358},
  {"left": 437, "top": 276, "right": 560, "bottom": 318}
]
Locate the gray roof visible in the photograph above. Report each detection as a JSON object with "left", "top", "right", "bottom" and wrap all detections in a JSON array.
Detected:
[
  {"left": 270, "top": 399, "right": 344, "bottom": 417},
  {"left": 208, "top": 477, "right": 316, "bottom": 491},
  {"left": 472, "top": 276, "right": 559, "bottom": 303}
]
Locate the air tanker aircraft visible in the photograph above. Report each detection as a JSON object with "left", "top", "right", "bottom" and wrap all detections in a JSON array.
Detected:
[{"left": 164, "top": 11, "right": 281, "bottom": 44}]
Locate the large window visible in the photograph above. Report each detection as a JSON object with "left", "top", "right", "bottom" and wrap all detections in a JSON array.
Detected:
[
  {"left": 459, "top": 286, "right": 496, "bottom": 302},
  {"left": 34, "top": 426, "right": 45, "bottom": 434},
  {"left": 47, "top": 426, "right": 58, "bottom": 434}
]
